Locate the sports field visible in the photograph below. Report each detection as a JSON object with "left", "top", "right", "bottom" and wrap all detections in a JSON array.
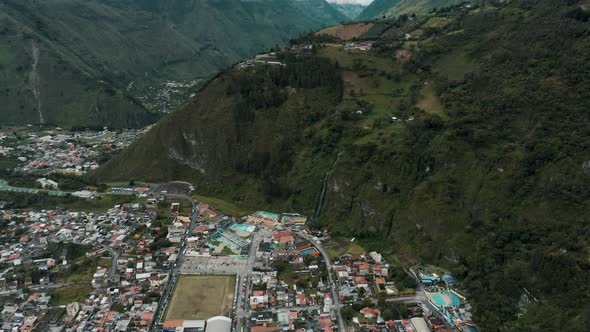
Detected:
[{"left": 165, "top": 275, "right": 236, "bottom": 320}]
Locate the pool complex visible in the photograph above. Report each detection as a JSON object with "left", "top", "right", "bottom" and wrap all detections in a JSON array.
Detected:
[
  {"left": 300, "top": 247, "right": 317, "bottom": 255},
  {"left": 230, "top": 224, "right": 256, "bottom": 233},
  {"left": 431, "top": 291, "right": 461, "bottom": 307}
]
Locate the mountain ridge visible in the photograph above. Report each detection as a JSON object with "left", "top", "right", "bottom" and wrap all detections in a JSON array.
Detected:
[
  {"left": 357, "top": 0, "right": 401, "bottom": 20},
  {"left": 96, "top": 1, "right": 590, "bottom": 329},
  {"left": 357, "top": 0, "right": 467, "bottom": 19},
  {"left": 0, "top": 0, "right": 348, "bottom": 128}
]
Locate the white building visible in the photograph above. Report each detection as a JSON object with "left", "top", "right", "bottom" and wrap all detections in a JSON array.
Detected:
[
  {"left": 36, "top": 178, "right": 59, "bottom": 189},
  {"left": 205, "top": 316, "right": 231, "bottom": 332}
]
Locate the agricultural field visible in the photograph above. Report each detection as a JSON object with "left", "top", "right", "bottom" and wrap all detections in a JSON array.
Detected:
[
  {"left": 165, "top": 275, "right": 236, "bottom": 320},
  {"left": 417, "top": 84, "right": 445, "bottom": 117},
  {"left": 316, "top": 23, "right": 375, "bottom": 41},
  {"left": 195, "top": 194, "right": 252, "bottom": 217},
  {"left": 325, "top": 237, "right": 366, "bottom": 258}
]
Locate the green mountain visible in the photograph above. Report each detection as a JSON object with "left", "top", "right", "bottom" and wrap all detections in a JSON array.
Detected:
[
  {"left": 0, "top": 0, "right": 347, "bottom": 128},
  {"left": 385, "top": 0, "right": 469, "bottom": 17},
  {"left": 357, "top": 0, "right": 466, "bottom": 20},
  {"left": 97, "top": 0, "right": 590, "bottom": 329},
  {"left": 330, "top": 3, "right": 368, "bottom": 19},
  {"left": 357, "top": 0, "right": 401, "bottom": 20},
  {"left": 293, "top": 0, "right": 350, "bottom": 23}
]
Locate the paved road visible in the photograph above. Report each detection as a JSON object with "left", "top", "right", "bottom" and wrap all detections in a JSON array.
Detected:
[
  {"left": 150, "top": 192, "right": 198, "bottom": 331},
  {"left": 29, "top": 281, "right": 82, "bottom": 291},
  {"left": 385, "top": 269, "right": 427, "bottom": 304},
  {"left": 0, "top": 178, "right": 68, "bottom": 196},
  {"left": 234, "top": 228, "right": 268, "bottom": 332},
  {"left": 102, "top": 245, "right": 119, "bottom": 280},
  {"left": 297, "top": 232, "right": 346, "bottom": 332},
  {"left": 271, "top": 305, "right": 321, "bottom": 313},
  {"left": 386, "top": 295, "right": 426, "bottom": 303}
]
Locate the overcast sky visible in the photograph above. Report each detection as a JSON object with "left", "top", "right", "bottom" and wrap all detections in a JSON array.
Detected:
[{"left": 327, "top": 0, "right": 374, "bottom": 5}]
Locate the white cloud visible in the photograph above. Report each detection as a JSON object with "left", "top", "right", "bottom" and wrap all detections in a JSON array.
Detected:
[{"left": 327, "top": 0, "right": 374, "bottom": 5}]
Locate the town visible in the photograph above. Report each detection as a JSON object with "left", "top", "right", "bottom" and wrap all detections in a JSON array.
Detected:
[
  {"left": 0, "top": 179, "right": 478, "bottom": 332},
  {"left": 0, "top": 126, "right": 150, "bottom": 175}
]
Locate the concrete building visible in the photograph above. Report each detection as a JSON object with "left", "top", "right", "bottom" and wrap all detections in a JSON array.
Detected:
[
  {"left": 205, "top": 316, "right": 231, "bottom": 332},
  {"left": 66, "top": 302, "right": 80, "bottom": 318},
  {"left": 411, "top": 317, "right": 431, "bottom": 332},
  {"left": 36, "top": 178, "right": 59, "bottom": 189}
]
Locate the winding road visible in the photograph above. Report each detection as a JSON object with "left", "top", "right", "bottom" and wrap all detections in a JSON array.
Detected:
[{"left": 297, "top": 231, "right": 346, "bottom": 332}]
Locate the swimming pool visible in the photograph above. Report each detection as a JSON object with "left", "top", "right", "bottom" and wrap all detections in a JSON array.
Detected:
[
  {"left": 432, "top": 294, "right": 446, "bottom": 306},
  {"left": 230, "top": 224, "right": 255, "bottom": 233},
  {"left": 431, "top": 291, "right": 461, "bottom": 307},
  {"left": 444, "top": 291, "right": 461, "bottom": 306},
  {"left": 300, "top": 248, "right": 316, "bottom": 255}
]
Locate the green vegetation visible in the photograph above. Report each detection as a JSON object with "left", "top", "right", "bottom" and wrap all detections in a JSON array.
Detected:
[
  {"left": 49, "top": 284, "right": 92, "bottom": 305},
  {"left": 98, "top": 1, "right": 590, "bottom": 329},
  {"left": 0, "top": 191, "right": 142, "bottom": 212},
  {"left": 165, "top": 275, "right": 236, "bottom": 320},
  {"left": 434, "top": 47, "right": 478, "bottom": 81},
  {"left": 0, "top": 0, "right": 348, "bottom": 128},
  {"left": 384, "top": 0, "right": 466, "bottom": 17},
  {"left": 273, "top": 262, "right": 296, "bottom": 287},
  {"left": 331, "top": 3, "right": 367, "bottom": 20},
  {"left": 60, "top": 257, "right": 111, "bottom": 284},
  {"left": 37, "top": 242, "right": 92, "bottom": 262},
  {"left": 389, "top": 267, "right": 417, "bottom": 289},
  {"left": 1, "top": 170, "right": 95, "bottom": 191},
  {"left": 357, "top": 0, "right": 401, "bottom": 20},
  {"left": 221, "top": 246, "right": 236, "bottom": 255},
  {"left": 49, "top": 256, "right": 110, "bottom": 305},
  {"left": 416, "top": 83, "right": 444, "bottom": 116},
  {"left": 324, "top": 237, "right": 366, "bottom": 258},
  {"left": 195, "top": 194, "right": 252, "bottom": 216}
]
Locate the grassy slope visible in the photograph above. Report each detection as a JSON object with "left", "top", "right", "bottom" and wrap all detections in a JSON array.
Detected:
[
  {"left": 98, "top": 1, "right": 590, "bottom": 329},
  {"left": 331, "top": 3, "right": 367, "bottom": 19},
  {"left": 357, "top": 0, "right": 401, "bottom": 20},
  {"left": 385, "top": 0, "right": 467, "bottom": 17}
]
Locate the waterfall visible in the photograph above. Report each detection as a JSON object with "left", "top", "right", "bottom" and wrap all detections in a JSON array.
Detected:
[
  {"left": 30, "top": 41, "right": 44, "bottom": 124},
  {"left": 314, "top": 152, "right": 342, "bottom": 220}
]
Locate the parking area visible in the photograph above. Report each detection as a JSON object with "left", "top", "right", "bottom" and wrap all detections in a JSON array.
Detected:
[{"left": 181, "top": 255, "right": 248, "bottom": 275}]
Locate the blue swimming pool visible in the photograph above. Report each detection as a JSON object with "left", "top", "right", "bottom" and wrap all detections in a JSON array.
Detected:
[
  {"left": 231, "top": 224, "right": 255, "bottom": 232},
  {"left": 444, "top": 291, "right": 461, "bottom": 306},
  {"left": 431, "top": 291, "right": 461, "bottom": 307},
  {"left": 432, "top": 294, "right": 446, "bottom": 306},
  {"left": 231, "top": 224, "right": 249, "bottom": 231},
  {"left": 300, "top": 248, "right": 316, "bottom": 255}
]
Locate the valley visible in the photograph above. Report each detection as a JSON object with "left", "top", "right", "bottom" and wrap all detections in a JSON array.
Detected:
[
  {"left": 0, "top": 0, "right": 348, "bottom": 128},
  {"left": 1, "top": 0, "right": 589, "bottom": 331},
  {"left": 96, "top": 1, "right": 590, "bottom": 330}
]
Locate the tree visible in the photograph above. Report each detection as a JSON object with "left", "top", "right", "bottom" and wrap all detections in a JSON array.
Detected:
[{"left": 341, "top": 306, "right": 357, "bottom": 322}]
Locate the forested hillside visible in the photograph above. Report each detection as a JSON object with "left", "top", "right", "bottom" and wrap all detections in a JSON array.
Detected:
[
  {"left": 98, "top": 1, "right": 590, "bottom": 330},
  {"left": 357, "top": 0, "right": 467, "bottom": 19},
  {"left": 330, "top": 2, "right": 368, "bottom": 19},
  {"left": 0, "top": 0, "right": 347, "bottom": 128},
  {"left": 384, "top": 0, "right": 469, "bottom": 17},
  {"left": 357, "top": 0, "right": 401, "bottom": 20}
]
